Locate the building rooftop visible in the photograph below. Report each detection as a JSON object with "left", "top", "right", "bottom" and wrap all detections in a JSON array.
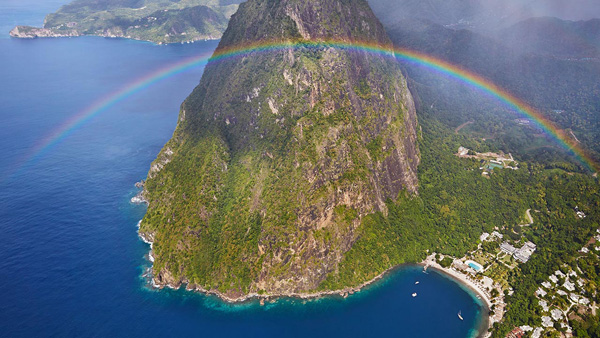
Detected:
[
  {"left": 480, "top": 232, "right": 490, "bottom": 242},
  {"left": 501, "top": 242, "right": 517, "bottom": 254},
  {"left": 564, "top": 280, "right": 576, "bottom": 292},
  {"left": 536, "top": 288, "right": 547, "bottom": 297},
  {"left": 541, "top": 316, "right": 554, "bottom": 328},
  {"left": 551, "top": 309, "right": 563, "bottom": 321},
  {"left": 531, "top": 328, "right": 544, "bottom": 338}
]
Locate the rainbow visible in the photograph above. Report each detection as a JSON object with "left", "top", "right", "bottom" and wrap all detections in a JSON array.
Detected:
[{"left": 9, "top": 39, "right": 598, "bottom": 178}]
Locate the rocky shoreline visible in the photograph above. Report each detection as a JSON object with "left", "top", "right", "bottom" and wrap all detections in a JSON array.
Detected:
[
  {"left": 9, "top": 25, "right": 220, "bottom": 45},
  {"left": 136, "top": 219, "right": 491, "bottom": 336},
  {"left": 139, "top": 224, "right": 391, "bottom": 303}
]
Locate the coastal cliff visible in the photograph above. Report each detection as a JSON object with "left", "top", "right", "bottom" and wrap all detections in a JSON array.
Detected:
[{"left": 139, "top": 0, "right": 420, "bottom": 300}]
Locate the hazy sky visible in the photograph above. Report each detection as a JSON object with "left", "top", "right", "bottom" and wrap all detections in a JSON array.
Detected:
[{"left": 501, "top": 0, "right": 600, "bottom": 21}]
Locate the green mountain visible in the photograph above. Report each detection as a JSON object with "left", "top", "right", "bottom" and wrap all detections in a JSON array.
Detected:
[
  {"left": 10, "top": 0, "right": 244, "bottom": 44},
  {"left": 139, "top": 0, "right": 420, "bottom": 299}
]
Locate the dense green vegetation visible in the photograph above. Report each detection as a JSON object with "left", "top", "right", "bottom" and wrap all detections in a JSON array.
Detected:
[
  {"left": 382, "top": 17, "right": 600, "bottom": 168},
  {"left": 140, "top": 0, "right": 423, "bottom": 297},
  {"left": 133, "top": 2, "right": 600, "bottom": 334},
  {"left": 318, "top": 109, "right": 600, "bottom": 337},
  {"left": 15, "top": 0, "right": 243, "bottom": 44},
  {"left": 321, "top": 111, "right": 598, "bottom": 282}
]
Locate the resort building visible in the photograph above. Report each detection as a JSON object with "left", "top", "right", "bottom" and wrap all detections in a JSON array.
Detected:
[
  {"left": 541, "top": 281, "right": 552, "bottom": 289},
  {"left": 531, "top": 327, "right": 544, "bottom": 338},
  {"left": 564, "top": 280, "right": 575, "bottom": 292},
  {"left": 570, "top": 293, "right": 580, "bottom": 303},
  {"left": 514, "top": 242, "right": 536, "bottom": 263},
  {"left": 551, "top": 309, "right": 563, "bottom": 321},
  {"left": 480, "top": 232, "right": 490, "bottom": 242},
  {"left": 539, "top": 300, "right": 549, "bottom": 312},
  {"left": 500, "top": 241, "right": 536, "bottom": 262},
  {"left": 536, "top": 288, "right": 547, "bottom": 297},
  {"left": 549, "top": 275, "right": 558, "bottom": 284},
  {"left": 491, "top": 231, "right": 503, "bottom": 240},
  {"left": 506, "top": 327, "right": 524, "bottom": 338},
  {"left": 541, "top": 316, "right": 553, "bottom": 328},
  {"left": 501, "top": 242, "right": 517, "bottom": 255}
]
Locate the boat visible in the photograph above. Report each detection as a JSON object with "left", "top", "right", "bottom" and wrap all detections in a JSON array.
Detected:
[
  {"left": 412, "top": 293, "right": 417, "bottom": 297},
  {"left": 458, "top": 311, "right": 463, "bottom": 321},
  {"left": 415, "top": 281, "right": 420, "bottom": 285}
]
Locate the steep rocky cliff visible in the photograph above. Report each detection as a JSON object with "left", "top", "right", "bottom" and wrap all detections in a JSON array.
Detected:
[{"left": 140, "top": 0, "right": 420, "bottom": 299}]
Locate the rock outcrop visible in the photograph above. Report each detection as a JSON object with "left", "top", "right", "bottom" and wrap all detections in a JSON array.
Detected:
[{"left": 140, "top": 0, "right": 420, "bottom": 299}]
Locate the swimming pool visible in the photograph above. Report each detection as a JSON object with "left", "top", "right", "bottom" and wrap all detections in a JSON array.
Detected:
[{"left": 465, "top": 260, "right": 483, "bottom": 272}]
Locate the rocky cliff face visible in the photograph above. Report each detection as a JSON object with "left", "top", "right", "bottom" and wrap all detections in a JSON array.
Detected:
[{"left": 140, "top": 0, "right": 420, "bottom": 299}]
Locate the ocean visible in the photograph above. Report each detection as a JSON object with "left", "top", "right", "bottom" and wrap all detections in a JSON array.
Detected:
[{"left": 0, "top": 2, "right": 486, "bottom": 337}]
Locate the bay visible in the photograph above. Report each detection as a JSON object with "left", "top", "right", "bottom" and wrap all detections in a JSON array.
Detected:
[{"left": 0, "top": 4, "right": 486, "bottom": 337}]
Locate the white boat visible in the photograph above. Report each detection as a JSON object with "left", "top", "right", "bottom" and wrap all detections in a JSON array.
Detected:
[
  {"left": 415, "top": 281, "right": 420, "bottom": 285},
  {"left": 458, "top": 311, "right": 463, "bottom": 321},
  {"left": 412, "top": 293, "right": 417, "bottom": 297}
]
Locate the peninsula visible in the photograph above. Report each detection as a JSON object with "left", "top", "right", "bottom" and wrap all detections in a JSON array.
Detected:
[{"left": 10, "top": 0, "right": 243, "bottom": 44}]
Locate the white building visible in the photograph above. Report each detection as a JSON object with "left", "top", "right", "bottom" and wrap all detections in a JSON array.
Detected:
[
  {"left": 570, "top": 293, "right": 580, "bottom": 303},
  {"left": 501, "top": 242, "right": 517, "bottom": 254},
  {"left": 480, "top": 232, "right": 490, "bottom": 242},
  {"left": 557, "top": 290, "right": 568, "bottom": 296},
  {"left": 541, "top": 316, "right": 554, "bottom": 328},
  {"left": 532, "top": 327, "right": 544, "bottom": 338},
  {"left": 555, "top": 270, "right": 566, "bottom": 278},
  {"left": 564, "top": 280, "right": 576, "bottom": 292},
  {"left": 520, "top": 326, "right": 533, "bottom": 332},
  {"left": 542, "top": 281, "right": 552, "bottom": 289},
  {"left": 549, "top": 275, "right": 558, "bottom": 284},
  {"left": 551, "top": 309, "right": 563, "bottom": 321},
  {"left": 536, "top": 288, "right": 547, "bottom": 297},
  {"left": 539, "top": 300, "right": 549, "bottom": 312}
]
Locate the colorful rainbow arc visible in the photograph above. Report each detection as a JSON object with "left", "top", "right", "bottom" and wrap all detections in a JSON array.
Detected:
[{"left": 9, "top": 39, "right": 598, "bottom": 179}]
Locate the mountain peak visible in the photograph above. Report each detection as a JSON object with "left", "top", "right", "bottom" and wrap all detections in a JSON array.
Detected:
[
  {"left": 218, "top": 0, "right": 391, "bottom": 48},
  {"left": 140, "top": 0, "right": 420, "bottom": 299}
]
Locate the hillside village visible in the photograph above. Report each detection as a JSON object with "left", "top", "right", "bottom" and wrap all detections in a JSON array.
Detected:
[{"left": 430, "top": 201, "right": 599, "bottom": 338}]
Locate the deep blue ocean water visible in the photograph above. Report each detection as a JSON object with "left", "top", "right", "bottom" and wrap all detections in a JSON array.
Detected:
[{"left": 0, "top": 2, "right": 485, "bottom": 337}]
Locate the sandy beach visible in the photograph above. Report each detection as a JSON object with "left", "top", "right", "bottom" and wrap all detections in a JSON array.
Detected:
[{"left": 421, "top": 255, "right": 493, "bottom": 308}]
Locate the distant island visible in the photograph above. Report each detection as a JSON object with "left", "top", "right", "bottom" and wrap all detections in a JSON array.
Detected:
[{"left": 10, "top": 0, "right": 244, "bottom": 44}]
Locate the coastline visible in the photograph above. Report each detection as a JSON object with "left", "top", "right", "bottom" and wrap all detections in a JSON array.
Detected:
[
  {"left": 420, "top": 262, "right": 492, "bottom": 338},
  {"left": 9, "top": 26, "right": 220, "bottom": 45},
  {"left": 138, "top": 224, "right": 492, "bottom": 336}
]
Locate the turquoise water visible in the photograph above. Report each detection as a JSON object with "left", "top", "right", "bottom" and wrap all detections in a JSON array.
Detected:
[
  {"left": 468, "top": 262, "right": 483, "bottom": 272},
  {"left": 0, "top": 3, "right": 486, "bottom": 337}
]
